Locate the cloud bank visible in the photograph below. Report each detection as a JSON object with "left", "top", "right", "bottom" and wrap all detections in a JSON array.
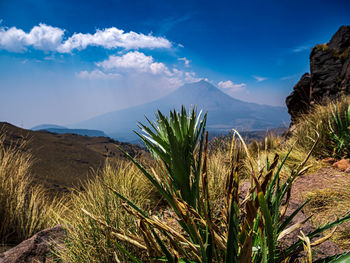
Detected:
[
  {"left": 0, "top": 23, "right": 172, "bottom": 53},
  {"left": 78, "top": 51, "right": 204, "bottom": 88},
  {"left": 0, "top": 24, "right": 64, "bottom": 52}
]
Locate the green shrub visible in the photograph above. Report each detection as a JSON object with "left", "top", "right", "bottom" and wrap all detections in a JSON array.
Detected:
[
  {"left": 134, "top": 106, "right": 207, "bottom": 209},
  {"left": 328, "top": 104, "right": 350, "bottom": 156}
]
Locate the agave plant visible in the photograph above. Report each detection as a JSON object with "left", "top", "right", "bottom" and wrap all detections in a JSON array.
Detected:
[
  {"left": 134, "top": 106, "right": 207, "bottom": 209},
  {"left": 83, "top": 107, "right": 350, "bottom": 262},
  {"left": 328, "top": 104, "right": 350, "bottom": 157}
]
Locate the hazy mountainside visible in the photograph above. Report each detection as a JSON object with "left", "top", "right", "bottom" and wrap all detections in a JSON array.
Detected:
[
  {"left": 32, "top": 124, "right": 67, "bottom": 130},
  {"left": 32, "top": 124, "right": 107, "bottom": 137},
  {"left": 0, "top": 122, "right": 147, "bottom": 192},
  {"left": 74, "top": 80, "right": 289, "bottom": 141}
]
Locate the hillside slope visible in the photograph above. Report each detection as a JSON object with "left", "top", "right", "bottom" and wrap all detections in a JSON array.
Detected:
[{"left": 0, "top": 122, "right": 146, "bottom": 192}]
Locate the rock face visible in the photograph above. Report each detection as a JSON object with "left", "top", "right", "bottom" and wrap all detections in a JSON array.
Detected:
[
  {"left": 0, "top": 225, "right": 66, "bottom": 263},
  {"left": 285, "top": 73, "right": 311, "bottom": 123},
  {"left": 286, "top": 25, "right": 350, "bottom": 123}
]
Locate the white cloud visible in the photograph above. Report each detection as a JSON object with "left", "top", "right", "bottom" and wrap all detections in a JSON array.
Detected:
[
  {"left": 79, "top": 51, "right": 206, "bottom": 89},
  {"left": 0, "top": 23, "right": 64, "bottom": 52},
  {"left": 76, "top": 69, "right": 121, "bottom": 80},
  {"left": 253, "top": 75, "right": 267, "bottom": 82},
  {"left": 178, "top": 57, "right": 190, "bottom": 67},
  {"left": 96, "top": 51, "right": 171, "bottom": 75},
  {"left": 218, "top": 80, "right": 246, "bottom": 92},
  {"left": 0, "top": 24, "right": 172, "bottom": 53},
  {"left": 57, "top": 27, "right": 171, "bottom": 53},
  {"left": 165, "top": 68, "right": 205, "bottom": 84},
  {"left": 280, "top": 74, "right": 298, "bottom": 80},
  {"left": 292, "top": 46, "right": 309, "bottom": 53}
]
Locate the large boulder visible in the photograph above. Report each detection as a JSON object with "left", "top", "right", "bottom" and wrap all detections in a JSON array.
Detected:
[
  {"left": 0, "top": 225, "right": 66, "bottom": 263},
  {"left": 286, "top": 25, "right": 350, "bottom": 123}
]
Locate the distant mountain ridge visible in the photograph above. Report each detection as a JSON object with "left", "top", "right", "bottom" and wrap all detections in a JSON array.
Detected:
[
  {"left": 32, "top": 124, "right": 107, "bottom": 137},
  {"left": 73, "top": 80, "right": 290, "bottom": 141},
  {"left": 32, "top": 124, "right": 67, "bottom": 130}
]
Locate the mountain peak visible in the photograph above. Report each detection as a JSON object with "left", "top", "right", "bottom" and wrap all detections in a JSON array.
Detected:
[
  {"left": 170, "top": 80, "right": 229, "bottom": 101},
  {"left": 180, "top": 80, "right": 217, "bottom": 91}
]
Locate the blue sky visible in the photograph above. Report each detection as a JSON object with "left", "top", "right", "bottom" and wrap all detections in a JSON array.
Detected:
[{"left": 0, "top": 0, "right": 349, "bottom": 128}]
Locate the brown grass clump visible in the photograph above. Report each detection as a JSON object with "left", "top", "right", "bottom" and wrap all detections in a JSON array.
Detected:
[
  {"left": 291, "top": 96, "right": 350, "bottom": 158},
  {"left": 211, "top": 132, "right": 322, "bottom": 182},
  {"left": 57, "top": 159, "right": 154, "bottom": 262},
  {"left": 0, "top": 135, "right": 64, "bottom": 245},
  {"left": 303, "top": 177, "right": 350, "bottom": 250}
]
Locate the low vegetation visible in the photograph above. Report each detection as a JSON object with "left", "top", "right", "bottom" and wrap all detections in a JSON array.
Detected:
[
  {"left": 58, "top": 105, "right": 350, "bottom": 262},
  {"left": 0, "top": 135, "right": 64, "bottom": 245},
  {"left": 292, "top": 96, "right": 350, "bottom": 159},
  {"left": 316, "top": 43, "right": 329, "bottom": 51},
  {"left": 57, "top": 159, "right": 154, "bottom": 262},
  {"left": 303, "top": 176, "right": 350, "bottom": 250},
  {"left": 2, "top": 98, "right": 350, "bottom": 262}
]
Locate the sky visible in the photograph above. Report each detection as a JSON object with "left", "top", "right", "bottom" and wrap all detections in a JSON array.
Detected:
[{"left": 0, "top": 0, "right": 349, "bottom": 128}]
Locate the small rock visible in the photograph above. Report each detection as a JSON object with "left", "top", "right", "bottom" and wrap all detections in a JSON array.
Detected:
[
  {"left": 332, "top": 159, "right": 350, "bottom": 171},
  {"left": 345, "top": 167, "right": 350, "bottom": 173},
  {"left": 0, "top": 225, "right": 66, "bottom": 263}
]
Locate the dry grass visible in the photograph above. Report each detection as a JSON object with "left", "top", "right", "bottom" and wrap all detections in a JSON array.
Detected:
[
  {"left": 0, "top": 135, "right": 65, "bottom": 245},
  {"left": 302, "top": 177, "right": 350, "bottom": 250},
  {"left": 207, "top": 135, "right": 253, "bottom": 212},
  {"left": 206, "top": 145, "right": 230, "bottom": 210},
  {"left": 285, "top": 97, "right": 350, "bottom": 249},
  {"left": 212, "top": 133, "right": 322, "bottom": 182},
  {"left": 291, "top": 96, "right": 350, "bottom": 158},
  {"left": 57, "top": 159, "right": 154, "bottom": 262}
]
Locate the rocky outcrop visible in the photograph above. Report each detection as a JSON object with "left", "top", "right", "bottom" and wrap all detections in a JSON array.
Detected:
[
  {"left": 285, "top": 73, "right": 311, "bottom": 123},
  {"left": 286, "top": 25, "right": 350, "bottom": 123},
  {"left": 0, "top": 225, "right": 66, "bottom": 263}
]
